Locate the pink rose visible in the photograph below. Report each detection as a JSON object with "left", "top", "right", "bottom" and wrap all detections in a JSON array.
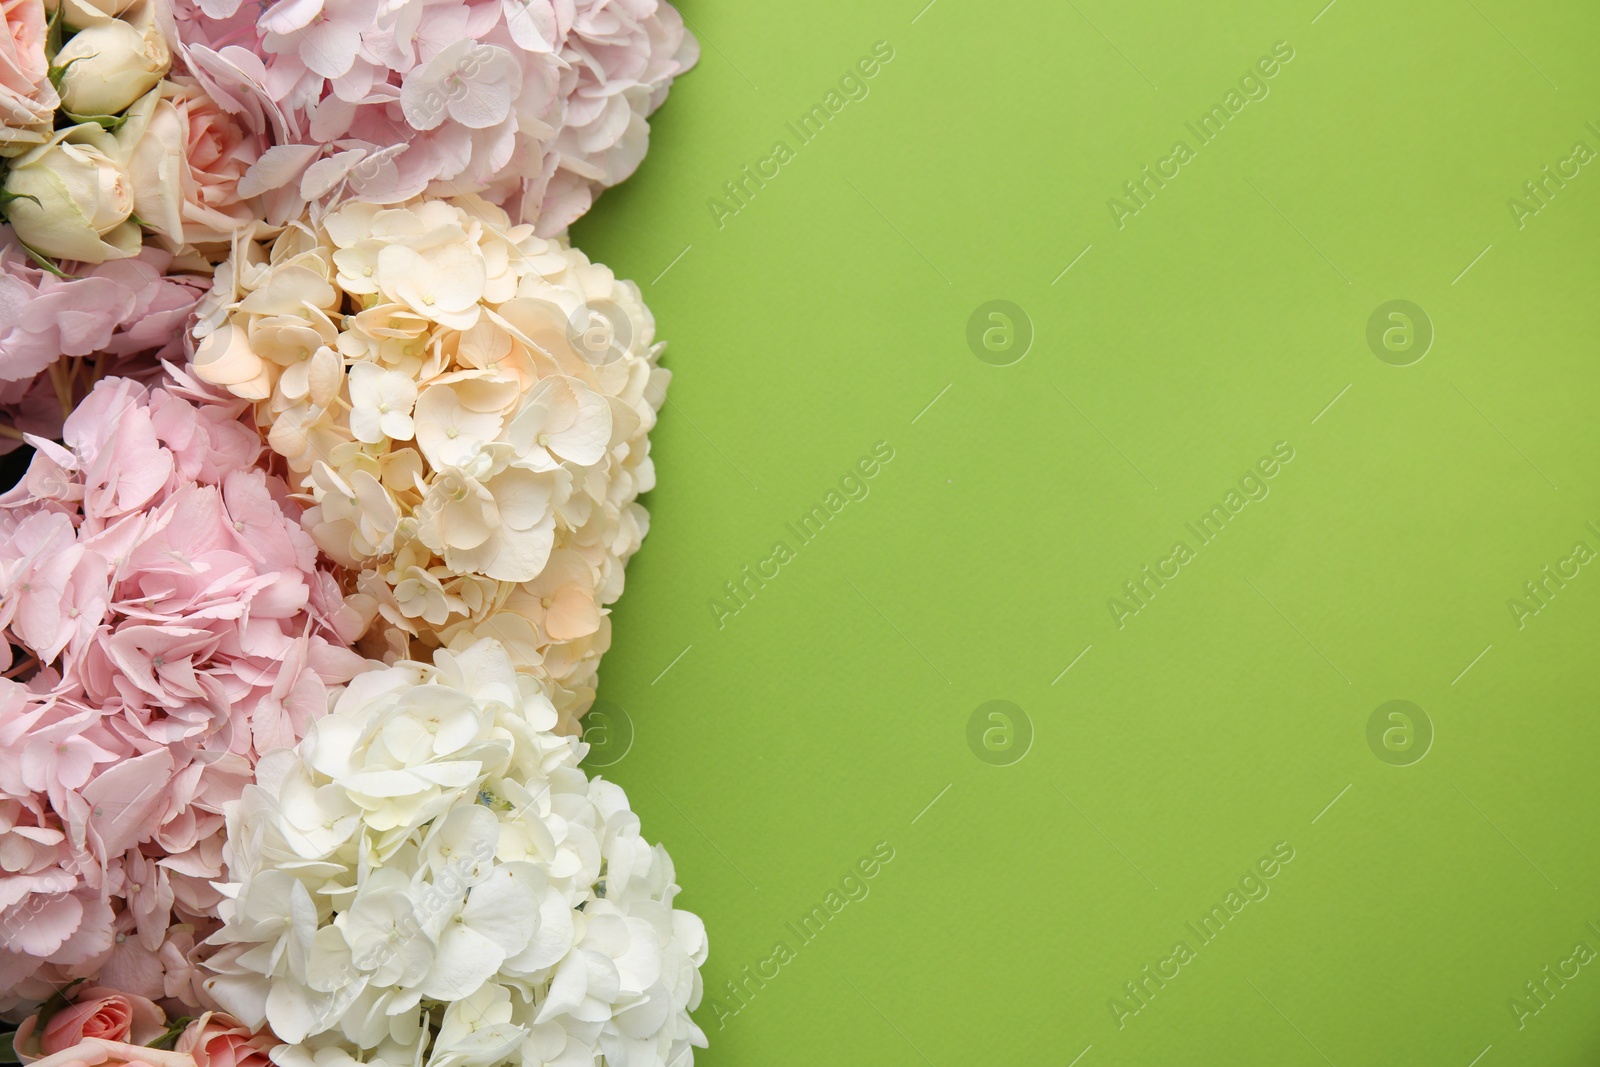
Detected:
[
  {"left": 0, "top": 0, "right": 56, "bottom": 155},
  {"left": 174, "top": 1013, "right": 276, "bottom": 1067},
  {"left": 13, "top": 988, "right": 167, "bottom": 1059},
  {"left": 20, "top": 1039, "right": 195, "bottom": 1067},
  {"left": 122, "top": 77, "right": 267, "bottom": 256}
]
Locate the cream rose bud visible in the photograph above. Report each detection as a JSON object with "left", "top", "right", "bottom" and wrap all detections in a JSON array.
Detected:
[
  {"left": 46, "top": 0, "right": 139, "bottom": 29},
  {"left": 3, "top": 124, "right": 139, "bottom": 263},
  {"left": 54, "top": 7, "right": 168, "bottom": 115}
]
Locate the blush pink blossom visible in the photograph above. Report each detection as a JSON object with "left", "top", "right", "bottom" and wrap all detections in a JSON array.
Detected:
[
  {"left": 171, "top": 0, "right": 696, "bottom": 233},
  {"left": 174, "top": 1013, "right": 274, "bottom": 1067},
  {"left": 0, "top": 0, "right": 58, "bottom": 155},
  {"left": 0, "top": 374, "right": 373, "bottom": 1015},
  {"left": 0, "top": 233, "right": 210, "bottom": 455},
  {"left": 122, "top": 77, "right": 274, "bottom": 256},
  {"left": 9, "top": 990, "right": 277, "bottom": 1067},
  {"left": 0, "top": 237, "right": 208, "bottom": 380},
  {"left": 12, "top": 987, "right": 166, "bottom": 1056}
]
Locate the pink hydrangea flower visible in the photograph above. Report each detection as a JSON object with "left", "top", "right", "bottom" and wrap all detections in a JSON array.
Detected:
[
  {"left": 0, "top": 236, "right": 209, "bottom": 382},
  {"left": 0, "top": 374, "right": 373, "bottom": 1015},
  {"left": 172, "top": 0, "right": 696, "bottom": 233},
  {"left": 0, "top": 233, "right": 211, "bottom": 455}
]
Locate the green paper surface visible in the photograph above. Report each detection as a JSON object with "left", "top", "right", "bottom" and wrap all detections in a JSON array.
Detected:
[{"left": 570, "top": 1, "right": 1600, "bottom": 1062}]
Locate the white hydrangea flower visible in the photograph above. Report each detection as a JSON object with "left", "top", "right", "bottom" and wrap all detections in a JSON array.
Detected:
[
  {"left": 191, "top": 195, "right": 668, "bottom": 731},
  {"left": 202, "top": 639, "right": 707, "bottom": 1067}
]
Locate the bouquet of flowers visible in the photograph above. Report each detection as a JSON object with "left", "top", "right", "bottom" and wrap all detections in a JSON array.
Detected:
[{"left": 0, "top": 0, "right": 705, "bottom": 1063}]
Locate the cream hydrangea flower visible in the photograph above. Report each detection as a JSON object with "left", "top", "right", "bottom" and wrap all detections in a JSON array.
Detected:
[
  {"left": 191, "top": 195, "right": 668, "bottom": 730},
  {"left": 348, "top": 362, "right": 418, "bottom": 443},
  {"left": 201, "top": 639, "right": 707, "bottom": 1067}
]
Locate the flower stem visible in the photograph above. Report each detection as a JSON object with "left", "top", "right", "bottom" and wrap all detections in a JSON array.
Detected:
[
  {"left": 49, "top": 360, "right": 73, "bottom": 419},
  {"left": 2, "top": 656, "right": 39, "bottom": 679}
]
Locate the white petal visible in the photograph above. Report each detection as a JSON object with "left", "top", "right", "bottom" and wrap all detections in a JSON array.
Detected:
[{"left": 423, "top": 923, "right": 504, "bottom": 1001}]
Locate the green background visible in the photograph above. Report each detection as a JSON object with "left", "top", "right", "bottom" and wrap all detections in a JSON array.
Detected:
[{"left": 570, "top": 0, "right": 1600, "bottom": 1062}]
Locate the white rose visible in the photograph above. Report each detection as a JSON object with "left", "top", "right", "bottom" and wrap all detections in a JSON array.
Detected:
[
  {"left": 54, "top": 3, "right": 168, "bottom": 116},
  {"left": 46, "top": 0, "right": 140, "bottom": 30},
  {"left": 2, "top": 124, "right": 138, "bottom": 262},
  {"left": 116, "top": 86, "right": 179, "bottom": 231}
]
